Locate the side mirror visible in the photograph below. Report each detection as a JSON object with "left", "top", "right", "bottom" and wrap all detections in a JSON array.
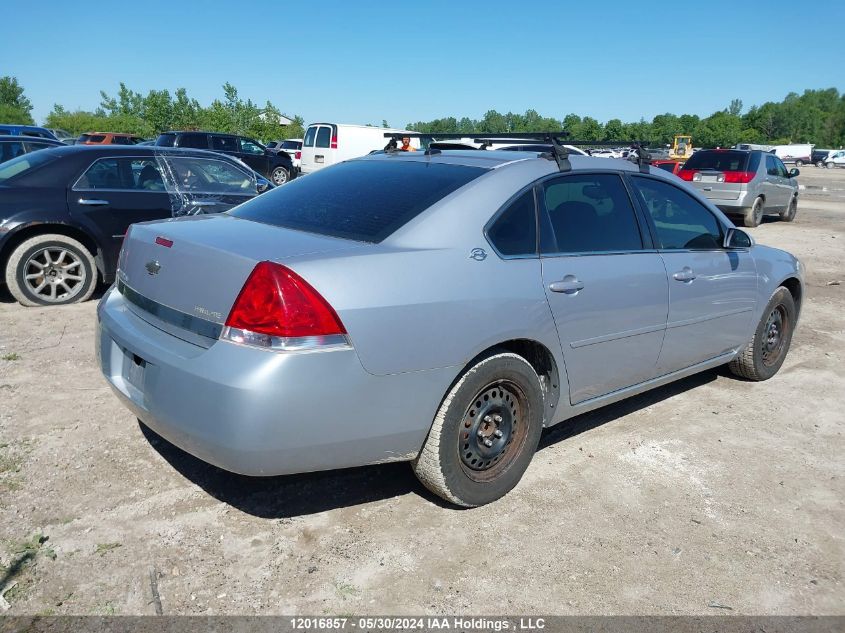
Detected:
[
  {"left": 724, "top": 227, "right": 753, "bottom": 249},
  {"left": 789, "top": 168, "right": 800, "bottom": 178},
  {"left": 256, "top": 176, "right": 271, "bottom": 193}
]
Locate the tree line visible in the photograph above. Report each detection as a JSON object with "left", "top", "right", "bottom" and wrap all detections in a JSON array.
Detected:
[{"left": 2, "top": 76, "right": 843, "bottom": 148}]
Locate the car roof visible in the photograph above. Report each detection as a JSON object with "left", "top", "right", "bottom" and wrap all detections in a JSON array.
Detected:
[
  {"left": 39, "top": 144, "right": 243, "bottom": 160},
  {"left": 0, "top": 135, "right": 62, "bottom": 143}
]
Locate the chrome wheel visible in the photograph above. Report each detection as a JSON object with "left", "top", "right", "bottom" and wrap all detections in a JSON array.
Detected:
[
  {"left": 23, "top": 246, "right": 86, "bottom": 303},
  {"left": 761, "top": 305, "right": 789, "bottom": 367},
  {"left": 458, "top": 381, "right": 527, "bottom": 482},
  {"left": 271, "top": 167, "right": 288, "bottom": 185}
]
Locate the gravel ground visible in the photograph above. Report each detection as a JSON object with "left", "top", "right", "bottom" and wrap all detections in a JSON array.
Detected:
[{"left": 0, "top": 167, "right": 843, "bottom": 616}]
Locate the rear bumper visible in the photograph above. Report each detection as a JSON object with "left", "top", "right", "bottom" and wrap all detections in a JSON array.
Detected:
[
  {"left": 709, "top": 190, "right": 755, "bottom": 211},
  {"left": 96, "top": 287, "right": 453, "bottom": 476}
]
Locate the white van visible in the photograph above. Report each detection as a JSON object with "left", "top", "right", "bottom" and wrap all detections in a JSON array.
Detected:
[
  {"left": 771, "top": 143, "right": 814, "bottom": 166},
  {"left": 299, "top": 123, "right": 419, "bottom": 174}
]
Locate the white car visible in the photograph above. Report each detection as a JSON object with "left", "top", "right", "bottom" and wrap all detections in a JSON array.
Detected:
[
  {"left": 589, "top": 149, "right": 620, "bottom": 158},
  {"left": 825, "top": 150, "right": 845, "bottom": 169},
  {"left": 275, "top": 138, "right": 303, "bottom": 170}
]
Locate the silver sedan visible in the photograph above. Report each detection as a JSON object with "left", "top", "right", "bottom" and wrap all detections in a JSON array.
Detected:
[{"left": 97, "top": 150, "right": 803, "bottom": 506}]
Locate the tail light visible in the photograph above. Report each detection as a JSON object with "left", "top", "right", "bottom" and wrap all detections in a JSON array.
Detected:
[
  {"left": 723, "top": 171, "right": 755, "bottom": 183},
  {"left": 295, "top": 151, "right": 301, "bottom": 160},
  {"left": 679, "top": 170, "right": 696, "bottom": 181},
  {"left": 223, "top": 261, "right": 348, "bottom": 351},
  {"left": 330, "top": 133, "right": 338, "bottom": 149}
]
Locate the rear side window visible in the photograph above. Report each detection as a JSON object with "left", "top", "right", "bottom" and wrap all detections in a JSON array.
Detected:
[
  {"left": 682, "top": 151, "right": 749, "bottom": 172},
  {"left": 178, "top": 133, "right": 208, "bottom": 149},
  {"left": 0, "top": 141, "right": 26, "bottom": 162},
  {"left": 303, "top": 126, "right": 317, "bottom": 147},
  {"left": 211, "top": 135, "right": 239, "bottom": 152},
  {"left": 230, "top": 160, "right": 486, "bottom": 243},
  {"left": 0, "top": 151, "right": 59, "bottom": 183},
  {"left": 156, "top": 133, "right": 176, "bottom": 147},
  {"left": 540, "top": 173, "right": 643, "bottom": 254},
  {"left": 75, "top": 158, "right": 134, "bottom": 189},
  {"left": 78, "top": 134, "right": 106, "bottom": 143},
  {"left": 631, "top": 177, "right": 722, "bottom": 250},
  {"left": 486, "top": 189, "right": 537, "bottom": 257}
]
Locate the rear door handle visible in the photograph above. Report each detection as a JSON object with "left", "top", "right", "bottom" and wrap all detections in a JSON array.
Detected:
[
  {"left": 77, "top": 198, "right": 109, "bottom": 206},
  {"left": 549, "top": 276, "right": 585, "bottom": 294},
  {"left": 672, "top": 267, "right": 697, "bottom": 282}
]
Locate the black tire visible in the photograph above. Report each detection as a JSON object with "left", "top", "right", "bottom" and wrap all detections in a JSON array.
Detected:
[
  {"left": 728, "top": 287, "right": 796, "bottom": 381},
  {"left": 794, "top": 159, "right": 803, "bottom": 167},
  {"left": 826, "top": 162, "right": 835, "bottom": 170},
  {"left": 743, "top": 197, "right": 764, "bottom": 228},
  {"left": 816, "top": 160, "right": 825, "bottom": 168},
  {"left": 271, "top": 166, "right": 289, "bottom": 185},
  {"left": 780, "top": 196, "right": 797, "bottom": 222},
  {"left": 412, "top": 351, "right": 544, "bottom": 507},
  {"left": 4, "top": 234, "right": 97, "bottom": 307}
]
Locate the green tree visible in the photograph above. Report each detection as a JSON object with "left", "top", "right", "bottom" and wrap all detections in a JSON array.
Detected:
[{"left": 0, "top": 76, "right": 34, "bottom": 124}]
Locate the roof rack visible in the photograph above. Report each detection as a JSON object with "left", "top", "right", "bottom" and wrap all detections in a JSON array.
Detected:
[{"left": 382, "top": 132, "right": 652, "bottom": 173}]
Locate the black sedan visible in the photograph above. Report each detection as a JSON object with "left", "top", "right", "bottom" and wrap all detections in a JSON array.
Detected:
[{"left": 0, "top": 145, "right": 270, "bottom": 306}]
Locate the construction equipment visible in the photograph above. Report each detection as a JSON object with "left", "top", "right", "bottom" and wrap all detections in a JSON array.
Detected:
[{"left": 669, "top": 135, "right": 693, "bottom": 161}]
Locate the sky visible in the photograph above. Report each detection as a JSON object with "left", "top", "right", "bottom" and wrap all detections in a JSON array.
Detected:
[{"left": 3, "top": 1, "right": 844, "bottom": 127}]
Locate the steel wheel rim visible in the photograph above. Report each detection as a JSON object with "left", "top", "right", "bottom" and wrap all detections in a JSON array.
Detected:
[
  {"left": 458, "top": 380, "right": 528, "bottom": 482},
  {"left": 272, "top": 168, "right": 287, "bottom": 185},
  {"left": 23, "top": 246, "right": 86, "bottom": 303},
  {"left": 761, "top": 305, "right": 789, "bottom": 367}
]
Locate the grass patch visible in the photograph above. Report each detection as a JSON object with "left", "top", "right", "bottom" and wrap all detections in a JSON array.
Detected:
[
  {"left": 1, "top": 353, "right": 21, "bottom": 361},
  {"left": 94, "top": 542, "right": 122, "bottom": 556}
]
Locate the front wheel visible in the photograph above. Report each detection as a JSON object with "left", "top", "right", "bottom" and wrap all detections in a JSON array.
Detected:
[
  {"left": 728, "top": 287, "right": 796, "bottom": 381},
  {"left": 412, "top": 351, "right": 544, "bottom": 507},
  {"left": 743, "top": 197, "right": 764, "bottom": 228},
  {"left": 780, "top": 197, "right": 797, "bottom": 222},
  {"left": 794, "top": 160, "right": 803, "bottom": 167},
  {"left": 816, "top": 160, "right": 825, "bottom": 168},
  {"left": 826, "top": 162, "right": 835, "bottom": 169},
  {"left": 271, "top": 166, "right": 289, "bottom": 185},
  {"left": 5, "top": 234, "right": 97, "bottom": 306}
]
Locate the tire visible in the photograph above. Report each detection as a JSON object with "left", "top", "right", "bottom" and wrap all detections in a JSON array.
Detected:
[
  {"left": 4, "top": 234, "right": 97, "bottom": 307},
  {"left": 816, "top": 160, "right": 825, "bottom": 168},
  {"left": 728, "top": 287, "right": 796, "bottom": 381},
  {"left": 780, "top": 196, "right": 797, "bottom": 222},
  {"left": 826, "top": 162, "right": 835, "bottom": 170},
  {"left": 794, "top": 160, "right": 803, "bottom": 167},
  {"left": 271, "top": 166, "right": 289, "bottom": 185},
  {"left": 743, "top": 197, "right": 764, "bottom": 228},
  {"left": 412, "top": 351, "right": 544, "bottom": 507}
]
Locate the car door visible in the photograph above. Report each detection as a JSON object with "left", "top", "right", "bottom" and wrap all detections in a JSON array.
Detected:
[
  {"left": 773, "top": 156, "right": 795, "bottom": 204},
  {"left": 157, "top": 154, "right": 257, "bottom": 216},
  {"left": 539, "top": 172, "right": 669, "bottom": 404},
  {"left": 68, "top": 156, "right": 175, "bottom": 271},
  {"left": 764, "top": 154, "right": 789, "bottom": 210},
  {"left": 629, "top": 175, "right": 758, "bottom": 373},
  {"left": 236, "top": 137, "right": 271, "bottom": 177}
]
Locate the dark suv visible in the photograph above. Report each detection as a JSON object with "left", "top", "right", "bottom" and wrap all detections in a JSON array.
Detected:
[{"left": 155, "top": 131, "right": 295, "bottom": 185}]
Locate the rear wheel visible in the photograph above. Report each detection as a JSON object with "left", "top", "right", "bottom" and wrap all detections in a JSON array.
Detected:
[
  {"left": 794, "top": 159, "right": 803, "bottom": 167},
  {"left": 816, "top": 160, "right": 825, "bottom": 168},
  {"left": 5, "top": 234, "right": 97, "bottom": 306},
  {"left": 271, "top": 166, "right": 289, "bottom": 185},
  {"left": 780, "top": 197, "right": 797, "bottom": 222},
  {"left": 743, "top": 197, "right": 764, "bottom": 228},
  {"left": 412, "top": 351, "right": 544, "bottom": 507},
  {"left": 728, "top": 287, "right": 796, "bottom": 381}
]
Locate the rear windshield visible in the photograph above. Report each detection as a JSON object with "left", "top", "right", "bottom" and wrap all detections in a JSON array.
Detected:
[
  {"left": 682, "top": 150, "right": 749, "bottom": 172},
  {"left": 78, "top": 134, "right": 106, "bottom": 143},
  {"left": 229, "top": 159, "right": 486, "bottom": 242},
  {"left": 281, "top": 140, "right": 301, "bottom": 150},
  {"left": 655, "top": 162, "right": 677, "bottom": 173},
  {"left": 0, "top": 150, "right": 59, "bottom": 183}
]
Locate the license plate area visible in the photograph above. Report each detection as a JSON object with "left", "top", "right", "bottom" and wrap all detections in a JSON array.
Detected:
[{"left": 122, "top": 350, "right": 147, "bottom": 391}]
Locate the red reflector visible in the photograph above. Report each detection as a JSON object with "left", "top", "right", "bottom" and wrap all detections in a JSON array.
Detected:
[
  {"left": 295, "top": 150, "right": 301, "bottom": 159},
  {"left": 723, "top": 171, "right": 755, "bottom": 183},
  {"left": 155, "top": 236, "right": 173, "bottom": 248},
  {"left": 678, "top": 170, "right": 696, "bottom": 181},
  {"left": 225, "top": 262, "right": 346, "bottom": 338}
]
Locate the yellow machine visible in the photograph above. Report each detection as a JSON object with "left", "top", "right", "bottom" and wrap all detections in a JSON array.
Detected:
[{"left": 669, "top": 135, "right": 693, "bottom": 161}]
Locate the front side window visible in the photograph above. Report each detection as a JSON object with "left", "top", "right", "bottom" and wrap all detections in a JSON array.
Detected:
[
  {"left": 540, "top": 173, "right": 643, "bottom": 254},
  {"left": 239, "top": 138, "right": 265, "bottom": 155},
  {"left": 486, "top": 189, "right": 537, "bottom": 257},
  {"left": 632, "top": 176, "right": 723, "bottom": 250},
  {"left": 315, "top": 126, "right": 331, "bottom": 149},
  {"left": 774, "top": 157, "right": 789, "bottom": 177},
  {"left": 765, "top": 155, "right": 780, "bottom": 176},
  {"left": 162, "top": 156, "right": 254, "bottom": 193}
]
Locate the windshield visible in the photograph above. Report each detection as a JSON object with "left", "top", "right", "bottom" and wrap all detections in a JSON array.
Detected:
[
  {"left": 682, "top": 150, "right": 750, "bottom": 171},
  {"left": 0, "top": 150, "right": 60, "bottom": 183},
  {"left": 229, "top": 159, "right": 486, "bottom": 242}
]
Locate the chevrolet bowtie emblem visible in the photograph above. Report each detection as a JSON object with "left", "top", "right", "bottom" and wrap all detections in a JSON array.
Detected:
[{"left": 145, "top": 260, "right": 161, "bottom": 276}]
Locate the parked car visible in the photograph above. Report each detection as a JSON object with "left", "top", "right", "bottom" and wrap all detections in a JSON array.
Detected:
[
  {"left": 272, "top": 138, "right": 303, "bottom": 170},
  {"left": 77, "top": 133, "right": 147, "bottom": 145},
  {"left": 679, "top": 149, "right": 799, "bottom": 227},
  {"left": 299, "top": 123, "right": 419, "bottom": 174},
  {"left": 96, "top": 149, "right": 803, "bottom": 507},
  {"left": 770, "top": 143, "right": 813, "bottom": 167},
  {"left": 824, "top": 150, "right": 845, "bottom": 169},
  {"left": 0, "top": 136, "right": 63, "bottom": 163},
  {"left": 0, "top": 145, "right": 270, "bottom": 306},
  {"left": 47, "top": 128, "right": 76, "bottom": 144},
  {"left": 651, "top": 159, "right": 683, "bottom": 176},
  {"left": 0, "top": 124, "right": 58, "bottom": 140},
  {"left": 155, "top": 131, "right": 295, "bottom": 186},
  {"left": 811, "top": 148, "right": 834, "bottom": 167}
]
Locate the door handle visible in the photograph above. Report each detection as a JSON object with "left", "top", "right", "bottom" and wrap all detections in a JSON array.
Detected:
[
  {"left": 672, "top": 267, "right": 697, "bottom": 282},
  {"left": 549, "top": 276, "right": 585, "bottom": 294},
  {"left": 77, "top": 198, "right": 109, "bottom": 206},
  {"left": 191, "top": 200, "right": 218, "bottom": 206}
]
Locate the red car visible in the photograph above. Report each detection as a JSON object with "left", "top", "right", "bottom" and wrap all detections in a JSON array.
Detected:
[
  {"left": 651, "top": 159, "right": 684, "bottom": 175},
  {"left": 77, "top": 132, "right": 146, "bottom": 145}
]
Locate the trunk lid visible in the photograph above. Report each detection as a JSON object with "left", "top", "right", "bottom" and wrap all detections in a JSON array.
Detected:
[{"left": 118, "top": 214, "right": 363, "bottom": 336}]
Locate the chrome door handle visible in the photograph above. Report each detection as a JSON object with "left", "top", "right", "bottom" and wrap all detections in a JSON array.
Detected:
[
  {"left": 672, "top": 267, "right": 696, "bottom": 282},
  {"left": 191, "top": 200, "right": 218, "bottom": 206},
  {"left": 549, "top": 277, "right": 585, "bottom": 294},
  {"left": 77, "top": 198, "right": 109, "bottom": 206}
]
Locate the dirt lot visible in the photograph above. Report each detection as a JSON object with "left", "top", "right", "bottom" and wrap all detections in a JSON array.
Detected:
[{"left": 1, "top": 167, "right": 843, "bottom": 616}]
